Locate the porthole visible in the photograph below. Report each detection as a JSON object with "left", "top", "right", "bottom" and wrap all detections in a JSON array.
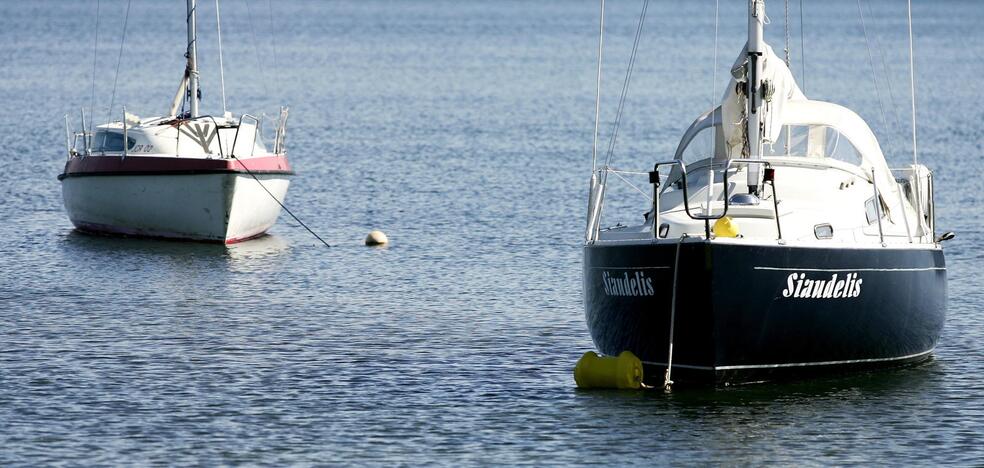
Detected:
[
  {"left": 658, "top": 223, "right": 670, "bottom": 238},
  {"left": 814, "top": 223, "right": 833, "bottom": 239}
]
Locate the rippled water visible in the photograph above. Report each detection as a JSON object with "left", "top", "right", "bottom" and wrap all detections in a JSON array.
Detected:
[{"left": 2, "top": 0, "right": 983, "bottom": 465}]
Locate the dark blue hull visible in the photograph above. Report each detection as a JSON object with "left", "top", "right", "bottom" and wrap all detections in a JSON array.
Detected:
[{"left": 583, "top": 241, "right": 947, "bottom": 385}]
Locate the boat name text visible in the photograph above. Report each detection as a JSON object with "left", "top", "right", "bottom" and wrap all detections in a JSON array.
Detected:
[
  {"left": 782, "top": 272, "right": 862, "bottom": 299},
  {"left": 602, "top": 271, "right": 655, "bottom": 297}
]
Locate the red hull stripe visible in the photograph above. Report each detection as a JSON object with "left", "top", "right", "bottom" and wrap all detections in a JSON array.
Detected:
[{"left": 60, "top": 154, "right": 292, "bottom": 176}]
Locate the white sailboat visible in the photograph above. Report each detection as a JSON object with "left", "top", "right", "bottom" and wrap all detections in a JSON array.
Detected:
[{"left": 60, "top": 0, "right": 291, "bottom": 243}]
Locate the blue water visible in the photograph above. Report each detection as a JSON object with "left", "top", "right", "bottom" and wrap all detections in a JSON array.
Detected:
[{"left": 1, "top": 0, "right": 983, "bottom": 464}]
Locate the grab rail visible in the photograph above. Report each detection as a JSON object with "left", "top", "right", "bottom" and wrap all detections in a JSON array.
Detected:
[
  {"left": 64, "top": 114, "right": 73, "bottom": 160},
  {"left": 121, "top": 106, "right": 128, "bottom": 161},
  {"left": 176, "top": 115, "right": 226, "bottom": 158},
  {"left": 274, "top": 107, "right": 289, "bottom": 155},
  {"left": 230, "top": 114, "right": 260, "bottom": 158},
  {"left": 646, "top": 158, "right": 777, "bottom": 239}
]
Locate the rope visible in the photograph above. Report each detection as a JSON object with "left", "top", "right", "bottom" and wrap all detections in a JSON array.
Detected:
[
  {"left": 107, "top": 0, "right": 132, "bottom": 122},
  {"left": 89, "top": 0, "right": 101, "bottom": 144},
  {"left": 663, "top": 234, "right": 686, "bottom": 392},
  {"left": 601, "top": 0, "right": 650, "bottom": 171},
  {"left": 215, "top": 0, "right": 228, "bottom": 114},
  {"left": 232, "top": 156, "right": 331, "bottom": 247},
  {"left": 906, "top": 0, "right": 918, "bottom": 165},
  {"left": 591, "top": 0, "right": 605, "bottom": 174}
]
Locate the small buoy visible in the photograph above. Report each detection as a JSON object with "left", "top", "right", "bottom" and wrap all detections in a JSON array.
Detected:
[
  {"left": 574, "top": 350, "right": 643, "bottom": 389},
  {"left": 365, "top": 230, "right": 389, "bottom": 246},
  {"left": 713, "top": 216, "right": 739, "bottom": 238}
]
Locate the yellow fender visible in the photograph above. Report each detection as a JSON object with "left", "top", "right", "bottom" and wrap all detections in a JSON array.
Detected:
[{"left": 574, "top": 351, "right": 644, "bottom": 389}]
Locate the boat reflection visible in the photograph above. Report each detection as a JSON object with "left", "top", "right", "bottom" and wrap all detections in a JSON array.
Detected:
[
  {"left": 225, "top": 234, "right": 291, "bottom": 261},
  {"left": 62, "top": 229, "right": 291, "bottom": 268}
]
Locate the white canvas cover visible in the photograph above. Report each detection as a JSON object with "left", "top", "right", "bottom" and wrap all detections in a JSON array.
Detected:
[{"left": 721, "top": 42, "right": 806, "bottom": 158}]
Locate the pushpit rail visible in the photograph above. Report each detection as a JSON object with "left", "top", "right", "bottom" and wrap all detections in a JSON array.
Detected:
[{"left": 588, "top": 158, "right": 782, "bottom": 241}]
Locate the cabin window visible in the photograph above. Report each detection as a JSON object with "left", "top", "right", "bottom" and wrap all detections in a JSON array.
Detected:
[
  {"left": 814, "top": 224, "right": 834, "bottom": 239},
  {"left": 93, "top": 131, "right": 136, "bottom": 152},
  {"left": 679, "top": 126, "right": 727, "bottom": 165},
  {"left": 764, "top": 125, "right": 862, "bottom": 165},
  {"left": 864, "top": 195, "right": 887, "bottom": 225}
]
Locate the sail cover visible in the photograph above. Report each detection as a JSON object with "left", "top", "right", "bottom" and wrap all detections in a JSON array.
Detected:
[{"left": 721, "top": 42, "right": 805, "bottom": 158}]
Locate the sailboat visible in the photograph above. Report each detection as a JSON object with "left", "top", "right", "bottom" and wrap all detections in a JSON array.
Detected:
[
  {"left": 582, "top": 1, "right": 948, "bottom": 386},
  {"left": 59, "top": 0, "right": 291, "bottom": 244}
]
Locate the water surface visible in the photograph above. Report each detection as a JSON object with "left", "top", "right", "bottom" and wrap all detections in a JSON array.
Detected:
[{"left": 1, "top": 0, "right": 982, "bottom": 464}]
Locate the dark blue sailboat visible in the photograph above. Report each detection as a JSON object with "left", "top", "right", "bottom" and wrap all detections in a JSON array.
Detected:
[{"left": 581, "top": 0, "right": 947, "bottom": 387}]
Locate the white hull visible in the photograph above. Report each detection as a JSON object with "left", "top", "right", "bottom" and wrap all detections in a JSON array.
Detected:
[{"left": 61, "top": 173, "right": 290, "bottom": 243}]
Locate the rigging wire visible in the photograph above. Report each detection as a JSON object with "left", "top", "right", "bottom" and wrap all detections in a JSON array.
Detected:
[
  {"left": 607, "top": 168, "right": 653, "bottom": 202},
  {"left": 783, "top": 0, "right": 790, "bottom": 66},
  {"left": 267, "top": 0, "right": 280, "bottom": 74},
  {"left": 798, "top": 0, "right": 806, "bottom": 93},
  {"left": 591, "top": 0, "right": 605, "bottom": 174},
  {"left": 784, "top": 0, "right": 792, "bottom": 153},
  {"left": 856, "top": 0, "right": 892, "bottom": 152},
  {"left": 862, "top": 0, "right": 905, "bottom": 156},
  {"left": 243, "top": 0, "right": 272, "bottom": 100},
  {"left": 601, "top": 0, "right": 651, "bottom": 170},
  {"left": 107, "top": 0, "right": 133, "bottom": 122},
  {"left": 906, "top": 0, "right": 918, "bottom": 165},
  {"left": 89, "top": 0, "right": 102, "bottom": 148},
  {"left": 705, "top": 0, "right": 719, "bottom": 215},
  {"left": 215, "top": 0, "right": 228, "bottom": 114}
]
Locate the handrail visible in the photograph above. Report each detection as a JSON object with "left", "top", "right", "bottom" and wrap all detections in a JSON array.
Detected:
[
  {"left": 274, "top": 107, "right": 289, "bottom": 155},
  {"left": 230, "top": 113, "right": 260, "bottom": 158},
  {"left": 80, "top": 107, "right": 89, "bottom": 157},
  {"left": 593, "top": 158, "right": 782, "bottom": 242},
  {"left": 180, "top": 114, "right": 226, "bottom": 158},
  {"left": 645, "top": 160, "right": 689, "bottom": 238},
  {"left": 121, "top": 106, "right": 128, "bottom": 161},
  {"left": 71, "top": 132, "right": 86, "bottom": 158},
  {"left": 64, "top": 114, "right": 73, "bottom": 160},
  {"left": 667, "top": 159, "right": 773, "bottom": 238}
]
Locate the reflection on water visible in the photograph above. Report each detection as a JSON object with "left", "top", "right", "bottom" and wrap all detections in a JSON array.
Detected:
[
  {"left": 62, "top": 230, "right": 291, "bottom": 265},
  {"left": 61, "top": 229, "right": 229, "bottom": 257},
  {"left": 226, "top": 235, "right": 291, "bottom": 261}
]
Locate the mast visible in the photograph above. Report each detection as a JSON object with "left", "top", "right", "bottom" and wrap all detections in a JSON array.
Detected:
[
  {"left": 746, "top": 0, "right": 765, "bottom": 194},
  {"left": 187, "top": 0, "right": 200, "bottom": 118},
  {"left": 586, "top": 0, "right": 606, "bottom": 242}
]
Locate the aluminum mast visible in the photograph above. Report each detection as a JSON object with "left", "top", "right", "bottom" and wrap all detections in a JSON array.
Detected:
[
  {"left": 746, "top": 0, "right": 765, "bottom": 193},
  {"left": 186, "top": 0, "right": 200, "bottom": 118}
]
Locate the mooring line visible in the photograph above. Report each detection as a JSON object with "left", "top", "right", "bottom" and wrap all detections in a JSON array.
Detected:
[
  {"left": 664, "top": 234, "right": 687, "bottom": 392},
  {"left": 232, "top": 155, "right": 330, "bottom": 247}
]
